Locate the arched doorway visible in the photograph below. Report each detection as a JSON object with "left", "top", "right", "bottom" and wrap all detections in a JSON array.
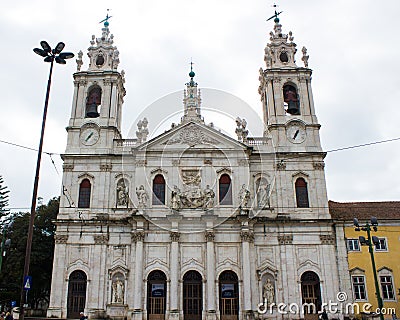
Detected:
[
  {"left": 301, "top": 271, "right": 322, "bottom": 320},
  {"left": 183, "top": 270, "right": 203, "bottom": 320},
  {"left": 219, "top": 271, "right": 238, "bottom": 320},
  {"left": 67, "top": 270, "right": 87, "bottom": 319},
  {"left": 147, "top": 270, "right": 167, "bottom": 320}
]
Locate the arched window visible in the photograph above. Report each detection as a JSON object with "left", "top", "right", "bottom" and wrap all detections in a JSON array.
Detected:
[
  {"left": 295, "top": 178, "right": 309, "bottom": 208},
  {"left": 301, "top": 271, "right": 321, "bottom": 314},
  {"left": 183, "top": 271, "right": 203, "bottom": 320},
  {"left": 85, "top": 86, "right": 101, "bottom": 118},
  {"left": 219, "top": 271, "right": 239, "bottom": 320},
  {"left": 283, "top": 84, "right": 300, "bottom": 115},
  {"left": 67, "top": 270, "right": 87, "bottom": 318},
  {"left": 152, "top": 174, "right": 165, "bottom": 205},
  {"left": 147, "top": 270, "right": 167, "bottom": 320},
  {"left": 219, "top": 174, "right": 232, "bottom": 205},
  {"left": 78, "top": 179, "right": 91, "bottom": 208}
]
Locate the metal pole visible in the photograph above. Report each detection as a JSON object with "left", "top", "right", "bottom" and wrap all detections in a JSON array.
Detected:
[
  {"left": 366, "top": 224, "right": 384, "bottom": 320},
  {"left": 19, "top": 58, "right": 54, "bottom": 320}
]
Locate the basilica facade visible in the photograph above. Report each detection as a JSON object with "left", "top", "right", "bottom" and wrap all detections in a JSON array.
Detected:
[{"left": 47, "top": 16, "right": 350, "bottom": 320}]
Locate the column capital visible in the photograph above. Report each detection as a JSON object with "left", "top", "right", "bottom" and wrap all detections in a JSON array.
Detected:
[
  {"left": 240, "top": 231, "right": 254, "bottom": 243},
  {"left": 132, "top": 231, "right": 145, "bottom": 242},
  {"left": 205, "top": 231, "right": 215, "bottom": 242},
  {"left": 170, "top": 231, "right": 181, "bottom": 242}
]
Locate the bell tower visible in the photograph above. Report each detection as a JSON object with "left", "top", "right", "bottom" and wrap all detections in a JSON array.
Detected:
[
  {"left": 65, "top": 18, "right": 126, "bottom": 153},
  {"left": 258, "top": 13, "right": 322, "bottom": 152}
]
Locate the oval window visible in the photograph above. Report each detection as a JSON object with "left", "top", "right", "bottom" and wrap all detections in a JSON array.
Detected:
[
  {"left": 279, "top": 52, "right": 289, "bottom": 63},
  {"left": 96, "top": 55, "right": 105, "bottom": 66}
]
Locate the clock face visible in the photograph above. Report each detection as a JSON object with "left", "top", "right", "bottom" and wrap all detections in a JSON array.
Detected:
[
  {"left": 286, "top": 123, "right": 306, "bottom": 144},
  {"left": 80, "top": 127, "right": 99, "bottom": 146}
]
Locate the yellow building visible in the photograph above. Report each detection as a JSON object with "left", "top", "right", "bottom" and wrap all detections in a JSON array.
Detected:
[{"left": 330, "top": 201, "right": 400, "bottom": 319}]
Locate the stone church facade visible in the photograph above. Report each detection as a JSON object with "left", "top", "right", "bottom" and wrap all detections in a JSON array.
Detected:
[{"left": 47, "top": 16, "right": 349, "bottom": 320}]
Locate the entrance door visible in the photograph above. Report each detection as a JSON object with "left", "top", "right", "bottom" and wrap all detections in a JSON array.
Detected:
[
  {"left": 301, "top": 271, "right": 321, "bottom": 320},
  {"left": 183, "top": 271, "right": 202, "bottom": 320},
  {"left": 67, "top": 270, "right": 87, "bottom": 319},
  {"left": 147, "top": 270, "right": 167, "bottom": 320},
  {"left": 219, "top": 271, "right": 238, "bottom": 320}
]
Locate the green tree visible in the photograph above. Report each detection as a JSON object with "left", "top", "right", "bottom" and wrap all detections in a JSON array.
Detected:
[
  {"left": 0, "top": 197, "right": 59, "bottom": 311},
  {"left": 0, "top": 175, "right": 10, "bottom": 218}
]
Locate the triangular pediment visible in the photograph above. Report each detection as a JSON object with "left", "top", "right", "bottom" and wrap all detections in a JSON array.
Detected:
[{"left": 137, "top": 121, "right": 248, "bottom": 151}]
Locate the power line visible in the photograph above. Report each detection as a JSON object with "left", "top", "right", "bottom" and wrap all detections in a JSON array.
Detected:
[
  {"left": 1, "top": 136, "right": 400, "bottom": 159},
  {"left": 0, "top": 139, "right": 60, "bottom": 156}
]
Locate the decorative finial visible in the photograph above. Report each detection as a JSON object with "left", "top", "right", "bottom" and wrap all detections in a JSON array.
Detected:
[
  {"left": 100, "top": 9, "right": 112, "bottom": 27},
  {"left": 189, "top": 60, "right": 195, "bottom": 78},
  {"left": 267, "top": 4, "right": 283, "bottom": 24}
]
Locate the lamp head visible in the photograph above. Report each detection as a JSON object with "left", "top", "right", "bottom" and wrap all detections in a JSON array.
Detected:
[
  {"left": 59, "top": 52, "right": 75, "bottom": 59},
  {"left": 371, "top": 236, "right": 380, "bottom": 245},
  {"left": 55, "top": 56, "right": 66, "bottom": 64},
  {"left": 53, "top": 42, "right": 65, "bottom": 54},
  {"left": 40, "top": 41, "right": 51, "bottom": 53},
  {"left": 371, "top": 216, "right": 378, "bottom": 226},
  {"left": 33, "top": 48, "right": 48, "bottom": 57},
  {"left": 358, "top": 235, "right": 367, "bottom": 245}
]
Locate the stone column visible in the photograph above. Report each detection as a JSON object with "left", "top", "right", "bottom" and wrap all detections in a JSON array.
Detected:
[
  {"left": 133, "top": 230, "right": 145, "bottom": 311},
  {"left": 47, "top": 235, "right": 68, "bottom": 318},
  {"left": 205, "top": 231, "right": 216, "bottom": 312},
  {"left": 169, "top": 231, "right": 180, "bottom": 312},
  {"left": 241, "top": 230, "right": 254, "bottom": 311}
]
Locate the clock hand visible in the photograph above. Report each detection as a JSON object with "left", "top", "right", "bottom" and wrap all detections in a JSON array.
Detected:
[
  {"left": 293, "top": 129, "right": 299, "bottom": 140},
  {"left": 85, "top": 132, "right": 94, "bottom": 142}
]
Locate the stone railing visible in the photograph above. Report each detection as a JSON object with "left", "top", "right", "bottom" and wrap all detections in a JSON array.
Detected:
[
  {"left": 246, "top": 137, "right": 269, "bottom": 145},
  {"left": 114, "top": 139, "right": 138, "bottom": 147}
]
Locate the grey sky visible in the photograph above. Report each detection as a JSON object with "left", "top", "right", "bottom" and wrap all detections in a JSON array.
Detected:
[{"left": 1, "top": 0, "right": 399, "bottom": 212}]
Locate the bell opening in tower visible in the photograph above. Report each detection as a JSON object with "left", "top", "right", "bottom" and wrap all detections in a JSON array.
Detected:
[
  {"left": 283, "top": 84, "right": 300, "bottom": 115},
  {"left": 86, "top": 86, "right": 101, "bottom": 118}
]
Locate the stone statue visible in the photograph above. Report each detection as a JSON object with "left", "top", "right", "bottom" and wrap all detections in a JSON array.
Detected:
[
  {"left": 112, "top": 277, "right": 124, "bottom": 304},
  {"left": 257, "top": 180, "right": 270, "bottom": 208},
  {"left": 116, "top": 181, "right": 128, "bottom": 206},
  {"left": 203, "top": 185, "right": 215, "bottom": 209},
  {"left": 136, "top": 185, "right": 148, "bottom": 209},
  {"left": 263, "top": 278, "right": 274, "bottom": 306},
  {"left": 171, "top": 186, "right": 182, "bottom": 211},
  {"left": 239, "top": 184, "right": 250, "bottom": 207}
]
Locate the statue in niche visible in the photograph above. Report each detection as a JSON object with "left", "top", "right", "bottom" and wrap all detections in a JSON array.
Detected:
[
  {"left": 263, "top": 278, "right": 275, "bottom": 306},
  {"left": 171, "top": 185, "right": 182, "bottom": 211},
  {"left": 239, "top": 184, "right": 251, "bottom": 207},
  {"left": 112, "top": 276, "right": 124, "bottom": 304},
  {"left": 257, "top": 180, "right": 271, "bottom": 208},
  {"left": 116, "top": 181, "right": 128, "bottom": 207},
  {"left": 136, "top": 185, "right": 148, "bottom": 209},
  {"left": 203, "top": 185, "right": 215, "bottom": 209}
]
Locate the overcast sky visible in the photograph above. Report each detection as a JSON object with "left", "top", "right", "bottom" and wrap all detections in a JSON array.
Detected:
[{"left": 1, "top": 0, "right": 400, "bottom": 212}]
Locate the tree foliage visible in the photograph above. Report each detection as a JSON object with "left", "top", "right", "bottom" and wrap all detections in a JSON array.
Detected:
[
  {"left": 0, "top": 197, "right": 59, "bottom": 310},
  {"left": 0, "top": 175, "right": 10, "bottom": 218}
]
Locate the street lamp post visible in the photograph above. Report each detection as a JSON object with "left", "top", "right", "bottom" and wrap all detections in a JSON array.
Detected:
[
  {"left": 18, "top": 41, "right": 74, "bottom": 320},
  {"left": 353, "top": 217, "right": 384, "bottom": 320}
]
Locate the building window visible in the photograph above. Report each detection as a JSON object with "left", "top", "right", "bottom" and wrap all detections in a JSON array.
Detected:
[
  {"left": 352, "top": 276, "right": 367, "bottom": 300},
  {"left": 347, "top": 239, "right": 360, "bottom": 251},
  {"left": 295, "top": 178, "right": 309, "bottom": 208},
  {"left": 375, "top": 238, "right": 388, "bottom": 251},
  {"left": 219, "top": 174, "right": 232, "bottom": 205},
  {"left": 380, "top": 276, "right": 395, "bottom": 300},
  {"left": 78, "top": 179, "right": 91, "bottom": 208},
  {"left": 152, "top": 174, "right": 165, "bottom": 205}
]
